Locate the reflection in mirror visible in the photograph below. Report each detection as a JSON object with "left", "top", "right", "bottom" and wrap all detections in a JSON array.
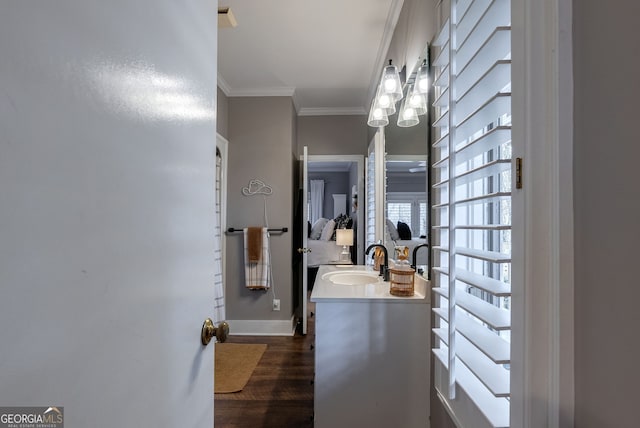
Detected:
[
  {"left": 383, "top": 49, "right": 430, "bottom": 276},
  {"left": 307, "top": 158, "right": 365, "bottom": 266},
  {"left": 385, "top": 153, "right": 429, "bottom": 274},
  {"left": 365, "top": 129, "right": 386, "bottom": 253}
]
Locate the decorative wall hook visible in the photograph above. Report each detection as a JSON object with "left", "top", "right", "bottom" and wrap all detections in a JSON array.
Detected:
[{"left": 242, "top": 179, "right": 273, "bottom": 196}]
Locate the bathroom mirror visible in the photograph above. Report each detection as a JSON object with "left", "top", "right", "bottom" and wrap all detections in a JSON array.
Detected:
[
  {"left": 384, "top": 124, "right": 429, "bottom": 274},
  {"left": 383, "top": 48, "right": 431, "bottom": 276}
]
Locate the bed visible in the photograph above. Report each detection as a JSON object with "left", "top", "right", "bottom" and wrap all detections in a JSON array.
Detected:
[
  {"left": 384, "top": 237, "right": 429, "bottom": 267},
  {"left": 307, "top": 239, "right": 345, "bottom": 267},
  {"left": 384, "top": 219, "right": 429, "bottom": 268},
  {"left": 306, "top": 216, "right": 354, "bottom": 267}
]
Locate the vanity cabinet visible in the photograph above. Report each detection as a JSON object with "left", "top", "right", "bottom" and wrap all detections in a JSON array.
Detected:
[{"left": 311, "top": 265, "right": 430, "bottom": 428}]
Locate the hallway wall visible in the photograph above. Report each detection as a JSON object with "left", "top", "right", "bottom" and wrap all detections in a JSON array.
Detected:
[
  {"left": 297, "top": 115, "right": 368, "bottom": 156},
  {"left": 226, "top": 96, "right": 296, "bottom": 332}
]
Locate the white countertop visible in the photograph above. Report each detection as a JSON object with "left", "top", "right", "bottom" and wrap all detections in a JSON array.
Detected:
[{"left": 310, "top": 264, "right": 431, "bottom": 304}]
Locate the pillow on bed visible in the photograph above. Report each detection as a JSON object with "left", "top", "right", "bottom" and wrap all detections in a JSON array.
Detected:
[
  {"left": 386, "top": 219, "right": 400, "bottom": 241},
  {"left": 320, "top": 219, "right": 336, "bottom": 241},
  {"left": 310, "top": 218, "right": 329, "bottom": 240},
  {"left": 397, "top": 221, "right": 412, "bottom": 240}
]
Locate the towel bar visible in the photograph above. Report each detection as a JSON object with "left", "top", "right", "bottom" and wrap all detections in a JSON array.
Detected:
[{"left": 227, "top": 227, "right": 288, "bottom": 233}]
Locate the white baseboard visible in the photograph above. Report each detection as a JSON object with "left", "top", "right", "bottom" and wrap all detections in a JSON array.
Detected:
[{"left": 226, "top": 316, "right": 297, "bottom": 336}]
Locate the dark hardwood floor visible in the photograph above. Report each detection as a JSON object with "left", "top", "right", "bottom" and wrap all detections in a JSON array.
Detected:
[{"left": 215, "top": 303, "right": 315, "bottom": 427}]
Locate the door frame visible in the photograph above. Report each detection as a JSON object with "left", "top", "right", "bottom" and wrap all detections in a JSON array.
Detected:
[
  {"left": 511, "top": 0, "right": 574, "bottom": 426},
  {"left": 216, "top": 133, "right": 229, "bottom": 292}
]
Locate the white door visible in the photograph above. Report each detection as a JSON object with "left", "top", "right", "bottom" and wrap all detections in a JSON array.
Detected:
[
  {"left": 0, "top": 2, "right": 218, "bottom": 427},
  {"left": 300, "top": 146, "right": 309, "bottom": 334}
]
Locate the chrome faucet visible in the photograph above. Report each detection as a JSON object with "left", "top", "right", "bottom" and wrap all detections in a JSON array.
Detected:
[
  {"left": 365, "top": 244, "right": 389, "bottom": 281},
  {"left": 411, "top": 243, "right": 429, "bottom": 272}
]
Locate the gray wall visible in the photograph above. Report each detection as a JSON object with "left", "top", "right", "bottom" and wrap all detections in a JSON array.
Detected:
[
  {"left": 385, "top": 0, "right": 436, "bottom": 75},
  {"left": 226, "top": 96, "right": 295, "bottom": 321},
  {"left": 308, "top": 171, "right": 351, "bottom": 218},
  {"left": 385, "top": 119, "right": 429, "bottom": 156},
  {"left": 387, "top": 171, "right": 426, "bottom": 193},
  {"left": 297, "top": 115, "right": 368, "bottom": 155},
  {"left": 573, "top": 1, "right": 640, "bottom": 426},
  {"left": 217, "top": 87, "right": 229, "bottom": 139}
]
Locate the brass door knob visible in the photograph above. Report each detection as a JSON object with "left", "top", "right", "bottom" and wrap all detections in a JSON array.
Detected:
[
  {"left": 201, "top": 318, "right": 229, "bottom": 346},
  {"left": 297, "top": 248, "right": 312, "bottom": 254}
]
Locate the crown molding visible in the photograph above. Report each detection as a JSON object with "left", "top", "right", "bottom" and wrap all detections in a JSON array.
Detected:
[
  {"left": 366, "top": 0, "right": 405, "bottom": 106},
  {"left": 292, "top": 92, "right": 302, "bottom": 114},
  {"left": 217, "top": 74, "right": 231, "bottom": 96},
  {"left": 226, "top": 86, "right": 296, "bottom": 97},
  {"left": 218, "top": 73, "right": 294, "bottom": 98},
  {"left": 298, "top": 107, "right": 367, "bottom": 116},
  {"left": 216, "top": 75, "right": 367, "bottom": 116}
]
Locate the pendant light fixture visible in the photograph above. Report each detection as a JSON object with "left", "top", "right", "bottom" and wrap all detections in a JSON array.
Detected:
[
  {"left": 367, "top": 105, "right": 389, "bottom": 127},
  {"left": 367, "top": 93, "right": 389, "bottom": 127},
  {"left": 414, "top": 59, "right": 429, "bottom": 95},
  {"left": 397, "top": 90, "right": 419, "bottom": 127},
  {"left": 406, "top": 82, "right": 427, "bottom": 116},
  {"left": 373, "top": 82, "right": 396, "bottom": 115},
  {"left": 367, "top": 57, "right": 428, "bottom": 128},
  {"left": 379, "top": 60, "right": 403, "bottom": 102}
]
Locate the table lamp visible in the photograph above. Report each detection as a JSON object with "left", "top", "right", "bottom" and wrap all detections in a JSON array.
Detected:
[{"left": 336, "top": 229, "right": 354, "bottom": 262}]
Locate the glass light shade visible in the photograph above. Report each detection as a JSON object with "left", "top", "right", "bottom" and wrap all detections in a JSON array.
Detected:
[
  {"left": 336, "top": 229, "right": 354, "bottom": 246},
  {"left": 407, "top": 83, "right": 427, "bottom": 116},
  {"left": 367, "top": 98, "right": 389, "bottom": 127},
  {"left": 380, "top": 62, "right": 403, "bottom": 102},
  {"left": 415, "top": 61, "right": 429, "bottom": 94},
  {"left": 373, "top": 83, "right": 396, "bottom": 115},
  {"left": 397, "top": 95, "right": 420, "bottom": 127}
]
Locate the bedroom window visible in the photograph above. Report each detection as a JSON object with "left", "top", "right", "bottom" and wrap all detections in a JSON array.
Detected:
[
  {"left": 430, "top": 0, "right": 513, "bottom": 427},
  {"left": 387, "top": 192, "right": 427, "bottom": 238}
]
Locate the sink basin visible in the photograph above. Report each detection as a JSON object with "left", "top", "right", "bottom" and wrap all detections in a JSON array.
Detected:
[{"left": 322, "top": 270, "right": 383, "bottom": 285}]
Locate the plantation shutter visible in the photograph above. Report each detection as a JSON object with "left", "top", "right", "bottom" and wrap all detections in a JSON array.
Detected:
[{"left": 431, "top": 0, "right": 512, "bottom": 426}]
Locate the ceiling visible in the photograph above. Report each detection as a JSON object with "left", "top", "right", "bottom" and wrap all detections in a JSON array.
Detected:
[
  {"left": 307, "top": 160, "right": 425, "bottom": 173},
  {"left": 217, "top": 0, "right": 404, "bottom": 116},
  {"left": 308, "top": 161, "right": 354, "bottom": 173}
]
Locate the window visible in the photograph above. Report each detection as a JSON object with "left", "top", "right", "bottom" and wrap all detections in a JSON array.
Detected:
[
  {"left": 431, "top": 0, "right": 513, "bottom": 427},
  {"left": 387, "top": 193, "right": 427, "bottom": 237}
]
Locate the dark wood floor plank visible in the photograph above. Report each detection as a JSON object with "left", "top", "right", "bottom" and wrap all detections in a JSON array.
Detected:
[{"left": 215, "top": 303, "right": 315, "bottom": 427}]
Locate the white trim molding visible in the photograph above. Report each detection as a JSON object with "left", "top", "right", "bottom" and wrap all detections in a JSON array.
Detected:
[
  {"left": 217, "top": 74, "right": 232, "bottom": 97},
  {"left": 510, "top": 0, "right": 574, "bottom": 427},
  {"left": 216, "top": 133, "right": 229, "bottom": 301},
  {"left": 225, "top": 86, "right": 296, "bottom": 97},
  {"left": 298, "top": 107, "right": 367, "bottom": 116},
  {"left": 226, "top": 316, "right": 297, "bottom": 336}
]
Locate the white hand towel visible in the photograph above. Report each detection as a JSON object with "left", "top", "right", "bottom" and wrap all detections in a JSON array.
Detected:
[{"left": 244, "top": 227, "right": 271, "bottom": 290}]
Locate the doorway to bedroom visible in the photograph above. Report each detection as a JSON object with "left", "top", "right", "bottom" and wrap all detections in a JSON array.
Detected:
[
  {"left": 294, "top": 153, "right": 365, "bottom": 335},
  {"left": 305, "top": 156, "right": 364, "bottom": 276}
]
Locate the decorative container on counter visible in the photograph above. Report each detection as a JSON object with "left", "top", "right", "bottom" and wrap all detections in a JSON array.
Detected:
[{"left": 389, "top": 246, "right": 415, "bottom": 296}]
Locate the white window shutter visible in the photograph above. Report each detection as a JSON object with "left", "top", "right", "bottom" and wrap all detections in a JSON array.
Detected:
[{"left": 431, "top": 0, "right": 513, "bottom": 426}]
